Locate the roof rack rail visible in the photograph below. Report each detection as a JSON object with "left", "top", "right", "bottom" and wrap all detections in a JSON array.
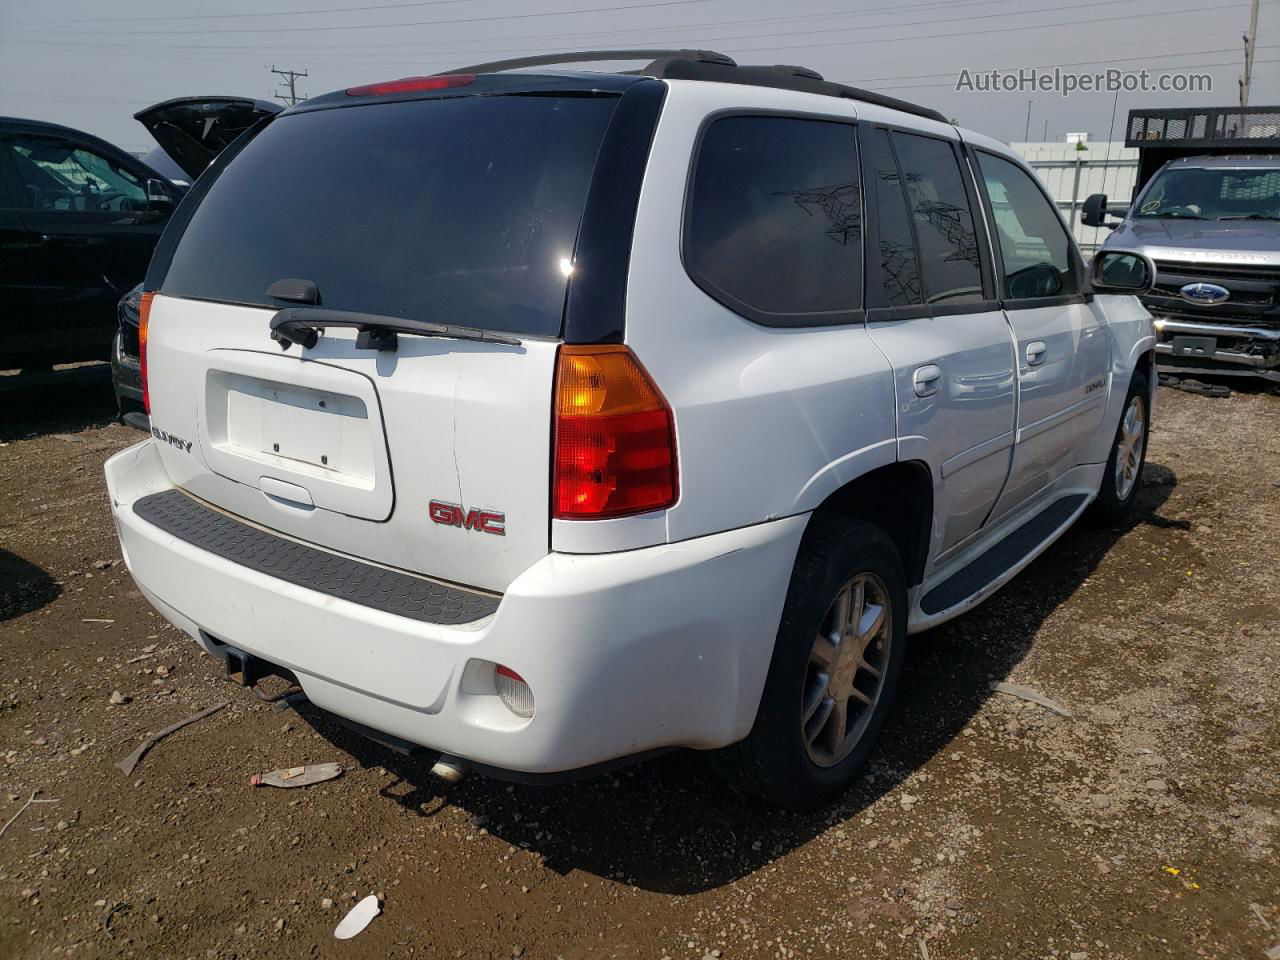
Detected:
[
  {"left": 441, "top": 49, "right": 735, "bottom": 76},
  {"left": 643, "top": 58, "right": 949, "bottom": 124},
  {"left": 436, "top": 49, "right": 947, "bottom": 126}
]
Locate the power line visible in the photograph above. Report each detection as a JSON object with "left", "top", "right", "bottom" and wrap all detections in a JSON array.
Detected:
[
  {"left": 12, "top": 8, "right": 1250, "bottom": 80},
  {"left": 4, "top": 0, "right": 1225, "bottom": 37},
  {"left": 2, "top": 0, "right": 1236, "bottom": 61},
  {"left": 5, "top": 0, "right": 471, "bottom": 24},
  {"left": 0, "top": 0, "right": 725, "bottom": 36},
  {"left": 15, "top": 33, "right": 1271, "bottom": 83},
  {"left": 1, "top": 0, "right": 1044, "bottom": 48},
  {"left": 717, "top": 3, "right": 1254, "bottom": 56}
]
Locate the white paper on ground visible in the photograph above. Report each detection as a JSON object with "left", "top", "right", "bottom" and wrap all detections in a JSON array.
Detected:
[{"left": 334, "top": 895, "right": 380, "bottom": 940}]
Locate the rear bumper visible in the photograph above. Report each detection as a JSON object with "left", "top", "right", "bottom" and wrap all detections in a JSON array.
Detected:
[
  {"left": 105, "top": 439, "right": 806, "bottom": 774},
  {"left": 1152, "top": 317, "right": 1280, "bottom": 382}
]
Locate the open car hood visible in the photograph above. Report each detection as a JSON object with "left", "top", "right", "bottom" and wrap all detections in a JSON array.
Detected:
[{"left": 134, "top": 96, "right": 282, "bottom": 179}]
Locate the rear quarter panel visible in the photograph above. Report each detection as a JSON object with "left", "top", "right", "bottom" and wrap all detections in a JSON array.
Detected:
[{"left": 552, "top": 81, "right": 898, "bottom": 554}]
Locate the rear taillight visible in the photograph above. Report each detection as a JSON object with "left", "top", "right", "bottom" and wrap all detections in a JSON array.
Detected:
[
  {"left": 552, "top": 345, "right": 677, "bottom": 519},
  {"left": 138, "top": 291, "right": 155, "bottom": 415},
  {"left": 345, "top": 74, "right": 475, "bottom": 96}
]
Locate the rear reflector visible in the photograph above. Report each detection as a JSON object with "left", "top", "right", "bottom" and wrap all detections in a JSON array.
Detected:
[
  {"left": 494, "top": 665, "right": 534, "bottom": 718},
  {"left": 345, "top": 74, "right": 475, "bottom": 96},
  {"left": 138, "top": 291, "right": 155, "bottom": 415},
  {"left": 553, "top": 345, "right": 677, "bottom": 519}
]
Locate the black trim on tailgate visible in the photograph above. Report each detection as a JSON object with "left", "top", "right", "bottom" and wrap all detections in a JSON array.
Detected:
[{"left": 133, "top": 490, "right": 499, "bottom": 625}]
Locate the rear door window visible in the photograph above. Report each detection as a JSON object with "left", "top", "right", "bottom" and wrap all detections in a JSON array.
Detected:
[
  {"left": 684, "top": 115, "right": 862, "bottom": 325},
  {"left": 890, "top": 132, "right": 985, "bottom": 305},
  {"left": 862, "top": 127, "right": 923, "bottom": 308},
  {"left": 160, "top": 95, "right": 620, "bottom": 337}
]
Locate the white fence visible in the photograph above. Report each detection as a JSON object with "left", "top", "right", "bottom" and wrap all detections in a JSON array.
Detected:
[{"left": 1011, "top": 141, "right": 1139, "bottom": 253}]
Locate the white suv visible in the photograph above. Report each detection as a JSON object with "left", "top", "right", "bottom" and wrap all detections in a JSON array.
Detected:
[{"left": 105, "top": 50, "right": 1157, "bottom": 809}]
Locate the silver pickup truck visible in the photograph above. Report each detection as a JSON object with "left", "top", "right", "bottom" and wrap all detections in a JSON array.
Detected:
[{"left": 1083, "top": 106, "right": 1280, "bottom": 386}]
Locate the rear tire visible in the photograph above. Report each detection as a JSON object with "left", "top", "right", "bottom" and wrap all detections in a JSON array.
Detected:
[
  {"left": 1092, "top": 370, "right": 1150, "bottom": 524},
  {"left": 713, "top": 516, "right": 907, "bottom": 810}
]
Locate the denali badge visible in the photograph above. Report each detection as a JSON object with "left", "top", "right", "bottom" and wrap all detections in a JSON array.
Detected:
[
  {"left": 429, "top": 500, "right": 505, "bottom": 536},
  {"left": 151, "top": 425, "right": 192, "bottom": 453},
  {"left": 1179, "top": 282, "right": 1230, "bottom": 305}
]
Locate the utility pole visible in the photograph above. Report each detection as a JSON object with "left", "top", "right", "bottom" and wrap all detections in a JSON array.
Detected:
[
  {"left": 1042, "top": 119, "right": 1049, "bottom": 140},
  {"left": 1024, "top": 99, "right": 1034, "bottom": 141},
  {"left": 1240, "top": 0, "right": 1260, "bottom": 107},
  {"left": 271, "top": 66, "right": 309, "bottom": 106}
]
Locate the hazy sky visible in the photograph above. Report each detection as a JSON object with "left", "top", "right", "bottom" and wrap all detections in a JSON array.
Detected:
[{"left": 1, "top": 0, "right": 1274, "bottom": 153}]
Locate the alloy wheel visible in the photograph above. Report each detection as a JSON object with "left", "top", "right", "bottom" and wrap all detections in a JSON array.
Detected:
[
  {"left": 802, "top": 573, "right": 893, "bottom": 768},
  {"left": 1114, "top": 394, "right": 1146, "bottom": 501}
]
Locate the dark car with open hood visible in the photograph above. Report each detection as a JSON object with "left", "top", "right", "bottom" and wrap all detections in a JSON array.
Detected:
[{"left": 0, "top": 97, "right": 278, "bottom": 410}]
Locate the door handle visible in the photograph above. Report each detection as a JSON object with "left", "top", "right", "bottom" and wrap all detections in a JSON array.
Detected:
[
  {"left": 912, "top": 364, "right": 942, "bottom": 398},
  {"left": 1025, "top": 341, "right": 1048, "bottom": 367}
]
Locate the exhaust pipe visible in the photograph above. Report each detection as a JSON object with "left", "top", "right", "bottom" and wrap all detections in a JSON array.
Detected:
[{"left": 430, "top": 755, "right": 468, "bottom": 784}]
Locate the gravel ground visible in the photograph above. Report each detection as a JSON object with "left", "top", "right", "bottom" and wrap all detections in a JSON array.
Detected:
[{"left": 0, "top": 376, "right": 1277, "bottom": 960}]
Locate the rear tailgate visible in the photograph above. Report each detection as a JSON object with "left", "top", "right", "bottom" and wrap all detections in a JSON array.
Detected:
[
  {"left": 145, "top": 296, "right": 556, "bottom": 593},
  {"left": 143, "top": 83, "right": 627, "bottom": 593}
]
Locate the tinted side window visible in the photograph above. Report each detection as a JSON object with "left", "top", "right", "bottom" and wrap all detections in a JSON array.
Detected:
[
  {"left": 891, "top": 132, "right": 984, "bottom": 305},
  {"left": 686, "top": 116, "right": 862, "bottom": 322},
  {"left": 978, "top": 152, "right": 1078, "bottom": 299},
  {"left": 6, "top": 135, "right": 147, "bottom": 212},
  {"left": 863, "top": 127, "right": 922, "bottom": 307}
]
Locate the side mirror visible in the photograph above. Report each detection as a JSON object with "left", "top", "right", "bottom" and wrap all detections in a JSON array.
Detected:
[
  {"left": 1081, "top": 193, "right": 1119, "bottom": 230},
  {"left": 145, "top": 178, "right": 173, "bottom": 209},
  {"left": 1090, "top": 250, "right": 1156, "bottom": 295}
]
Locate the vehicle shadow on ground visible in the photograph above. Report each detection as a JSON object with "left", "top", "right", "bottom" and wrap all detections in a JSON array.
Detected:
[
  {"left": 0, "top": 365, "right": 117, "bottom": 443},
  {"left": 0, "top": 548, "right": 61, "bottom": 621},
  {"left": 297, "top": 464, "right": 1179, "bottom": 895}
]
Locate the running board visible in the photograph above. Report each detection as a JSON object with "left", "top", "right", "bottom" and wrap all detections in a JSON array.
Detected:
[{"left": 919, "top": 493, "right": 1089, "bottom": 617}]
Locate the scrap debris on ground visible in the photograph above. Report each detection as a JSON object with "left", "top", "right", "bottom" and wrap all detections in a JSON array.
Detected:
[
  {"left": 987, "top": 681, "right": 1073, "bottom": 718},
  {"left": 114, "top": 702, "right": 228, "bottom": 776},
  {"left": 0, "top": 381, "right": 1277, "bottom": 959},
  {"left": 334, "top": 894, "right": 381, "bottom": 940},
  {"left": 251, "top": 763, "right": 344, "bottom": 789}
]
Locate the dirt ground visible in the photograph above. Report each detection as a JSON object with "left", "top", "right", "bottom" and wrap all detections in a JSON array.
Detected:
[{"left": 0, "top": 369, "right": 1277, "bottom": 960}]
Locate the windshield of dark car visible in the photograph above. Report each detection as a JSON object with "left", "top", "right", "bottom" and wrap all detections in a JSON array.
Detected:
[
  {"left": 1135, "top": 166, "right": 1280, "bottom": 220},
  {"left": 159, "top": 93, "right": 619, "bottom": 337}
]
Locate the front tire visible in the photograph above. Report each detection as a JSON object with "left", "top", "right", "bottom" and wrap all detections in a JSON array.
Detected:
[
  {"left": 714, "top": 516, "right": 908, "bottom": 810},
  {"left": 1093, "top": 370, "right": 1150, "bottom": 524}
]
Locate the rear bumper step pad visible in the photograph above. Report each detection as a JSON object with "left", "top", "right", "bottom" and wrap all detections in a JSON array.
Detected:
[{"left": 132, "top": 489, "right": 499, "bottom": 625}]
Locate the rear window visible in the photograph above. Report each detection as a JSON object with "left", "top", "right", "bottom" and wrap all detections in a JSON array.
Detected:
[{"left": 160, "top": 94, "right": 620, "bottom": 337}]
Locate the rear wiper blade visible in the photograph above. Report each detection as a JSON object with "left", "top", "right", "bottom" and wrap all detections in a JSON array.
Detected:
[{"left": 270, "top": 307, "right": 522, "bottom": 352}]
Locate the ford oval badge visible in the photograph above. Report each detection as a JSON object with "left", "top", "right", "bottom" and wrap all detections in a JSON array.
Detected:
[{"left": 1180, "top": 282, "right": 1230, "bottom": 305}]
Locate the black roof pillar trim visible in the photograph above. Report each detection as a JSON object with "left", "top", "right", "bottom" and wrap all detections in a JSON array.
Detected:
[{"left": 561, "top": 80, "right": 668, "bottom": 344}]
